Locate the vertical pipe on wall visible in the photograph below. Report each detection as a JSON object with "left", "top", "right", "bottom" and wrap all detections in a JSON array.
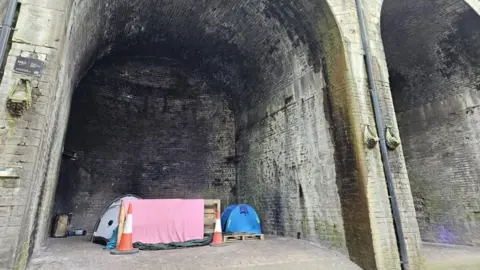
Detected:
[
  {"left": 0, "top": 0, "right": 18, "bottom": 75},
  {"left": 354, "top": 0, "right": 409, "bottom": 269}
]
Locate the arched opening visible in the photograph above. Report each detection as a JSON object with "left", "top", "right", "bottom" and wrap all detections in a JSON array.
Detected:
[
  {"left": 381, "top": 0, "right": 480, "bottom": 246},
  {"left": 31, "top": 0, "right": 354, "bottom": 257},
  {"left": 53, "top": 55, "right": 237, "bottom": 230}
]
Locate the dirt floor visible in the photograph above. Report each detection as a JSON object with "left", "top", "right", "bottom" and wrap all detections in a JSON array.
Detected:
[
  {"left": 27, "top": 236, "right": 480, "bottom": 270},
  {"left": 27, "top": 236, "right": 361, "bottom": 270}
]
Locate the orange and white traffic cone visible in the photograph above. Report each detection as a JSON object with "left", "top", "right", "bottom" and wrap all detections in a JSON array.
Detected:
[
  {"left": 210, "top": 210, "right": 225, "bottom": 246},
  {"left": 111, "top": 203, "right": 139, "bottom": 255}
]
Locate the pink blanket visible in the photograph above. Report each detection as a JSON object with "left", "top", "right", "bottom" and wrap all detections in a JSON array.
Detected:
[{"left": 123, "top": 199, "right": 204, "bottom": 244}]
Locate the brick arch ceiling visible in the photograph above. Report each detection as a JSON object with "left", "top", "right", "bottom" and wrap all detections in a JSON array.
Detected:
[
  {"left": 71, "top": 0, "right": 333, "bottom": 109},
  {"left": 380, "top": 0, "right": 480, "bottom": 112}
]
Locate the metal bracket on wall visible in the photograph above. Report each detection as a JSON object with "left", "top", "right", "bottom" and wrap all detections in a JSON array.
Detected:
[
  {"left": 364, "top": 124, "right": 379, "bottom": 149},
  {"left": 385, "top": 126, "right": 401, "bottom": 151}
]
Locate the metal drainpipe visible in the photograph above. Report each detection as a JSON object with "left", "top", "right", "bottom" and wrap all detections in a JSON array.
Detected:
[
  {"left": 0, "top": 0, "right": 18, "bottom": 73},
  {"left": 354, "top": 0, "right": 409, "bottom": 269}
]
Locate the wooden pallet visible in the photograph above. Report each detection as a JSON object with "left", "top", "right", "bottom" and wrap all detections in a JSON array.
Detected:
[
  {"left": 223, "top": 233, "right": 264, "bottom": 242},
  {"left": 204, "top": 200, "right": 221, "bottom": 234}
]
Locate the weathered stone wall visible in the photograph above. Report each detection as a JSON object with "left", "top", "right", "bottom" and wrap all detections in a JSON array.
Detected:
[
  {"left": 0, "top": 0, "right": 426, "bottom": 269},
  {"left": 0, "top": 0, "right": 69, "bottom": 268},
  {"left": 236, "top": 55, "right": 346, "bottom": 250},
  {"left": 382, "top": 0, "right": 480, "bottom": 246},
  {"left": 34, "top": 0, "right": 342, "bottom": 253},
  {"left": 0, "top": 1, "right": 8, "bottom": 25},
  {"left": 20, "top": 0, "right": 351, "bottom": 259},
  {"left": 53, "top": 57, "right": 235, "bottom": 233}
]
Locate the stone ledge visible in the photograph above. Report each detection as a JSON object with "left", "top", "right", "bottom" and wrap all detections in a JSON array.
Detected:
[
  {"left": 0, "top": 168, "right": 20, "bottom": 178},
  {"left": 12, "top": 4, "right": 65, "bottom": 48},
  {"left": 19, "top": 0, "right": 67, "bottom": 12}
]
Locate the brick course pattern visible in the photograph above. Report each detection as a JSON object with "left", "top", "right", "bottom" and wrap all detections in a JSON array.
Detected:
[
  {"left": 0, "top": 0, "right": 430, "bottom": 269},
  {"left": 53, "top": 57, "right": 236, "bottom": 233},
  {"left": 382, "top": 0, "right": 480, "bottom": 247}
]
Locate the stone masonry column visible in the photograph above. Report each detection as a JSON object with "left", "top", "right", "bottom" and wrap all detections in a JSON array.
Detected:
[
  {"left": 363, "top": 0, "right": 425, "bottom": 268},
  {"left": 325, "top": 0, "right": 424, "bottom": 269},
  {"left": 0, "top": 0, "right": 68, "bottom": 269}
]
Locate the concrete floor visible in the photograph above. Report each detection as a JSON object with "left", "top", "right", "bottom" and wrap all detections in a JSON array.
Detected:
[
  {"left": 27, "top": 236, "right": 480, "bottom": 270},
  {"left": 423, "top": 242, "right": 480, "bottom": 270},
  {"left": 27, "top": 236, "right": 361, "bottom": 270}
]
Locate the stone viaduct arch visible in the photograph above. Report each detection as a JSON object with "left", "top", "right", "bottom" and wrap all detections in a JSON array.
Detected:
[
  {"left": 381, "top": 0, "right": 480, "bottom": 248},
  {"left": 5, "top": 0, "right": 471, "bottom": 269}
]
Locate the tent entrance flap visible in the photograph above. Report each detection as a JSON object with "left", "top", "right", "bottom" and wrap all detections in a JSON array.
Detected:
[{"left": 91, "top": 194, "right": 141, "bottom": 244}]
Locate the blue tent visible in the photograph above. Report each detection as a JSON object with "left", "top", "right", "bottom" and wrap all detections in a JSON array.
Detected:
[{"left": 221, "top": 204, "right": 262, "bottom": 234}]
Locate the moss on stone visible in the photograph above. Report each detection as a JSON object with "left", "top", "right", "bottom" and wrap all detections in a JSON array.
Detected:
[
  {"left": 302, "top": 215, "right": 310, "bottom": 235},
  {"left": 7, "top": 118, "right": 16, "bottom": 136},
  {"left": 315, "top": 2, "right": 379, "bottom": 269},
  {"left": 13, "top": 237, "right": 30, "bottom": 270},
  {"left": 466, "top": 213, "right": 480, "bottom": 222},
  {"left": 314, "top": 217, "right": 345, "bottom": 249}
]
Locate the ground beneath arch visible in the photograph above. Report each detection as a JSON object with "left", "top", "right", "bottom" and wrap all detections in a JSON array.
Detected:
[
  {"left": 27, "top": 236, "right": 361, "bottom": 270},
  {"left": 27, "top": 237, "right": 480, "bottom": 269}
]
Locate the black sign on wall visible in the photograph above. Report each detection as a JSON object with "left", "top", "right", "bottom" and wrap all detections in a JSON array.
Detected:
[{"left": 13, "top": 57, "right": 45, "bottom": 77}]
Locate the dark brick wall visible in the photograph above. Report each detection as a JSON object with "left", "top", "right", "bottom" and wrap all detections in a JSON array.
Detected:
[
  {"left": 2, "top": 0, "right": 426, "bottom": 268},
  {"left": 397, "top": 100, "right": 480, "bottom": 246},
  {"left": 382, "top": 0, "right": 480, "bottom": 245},
  {"left": 53, "top": 57, "right": 235, "bottom": 233},
  {"left": 235, "top": 62, "right": 346, "bottom": 251},
  {"left": 21, "top": 0, "right": 355, "bottom": 257},
  {"left": 382, "top": 0, "right": 480, "bottom": 113},
  {"left": 44, "top": 0, "right": 348, "bottom": 252}
]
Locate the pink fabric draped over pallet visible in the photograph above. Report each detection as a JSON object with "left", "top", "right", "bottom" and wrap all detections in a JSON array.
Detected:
[{"left": 123, "top": 199, "right": 204, "bottom": 244}]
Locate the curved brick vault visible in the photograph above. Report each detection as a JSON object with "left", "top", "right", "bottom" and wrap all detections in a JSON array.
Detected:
[
  {"left": 51, "top": 1, "right": 356, "bottom": 263},
  {"left": 381, "top": 0, "right": 480, "bottom": 247},
  {"left": 55, "top": 0, "right": 344, "bottom": 249},
  {"left": 11, "top": 0, "right": 480, "bottom": 269}
]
